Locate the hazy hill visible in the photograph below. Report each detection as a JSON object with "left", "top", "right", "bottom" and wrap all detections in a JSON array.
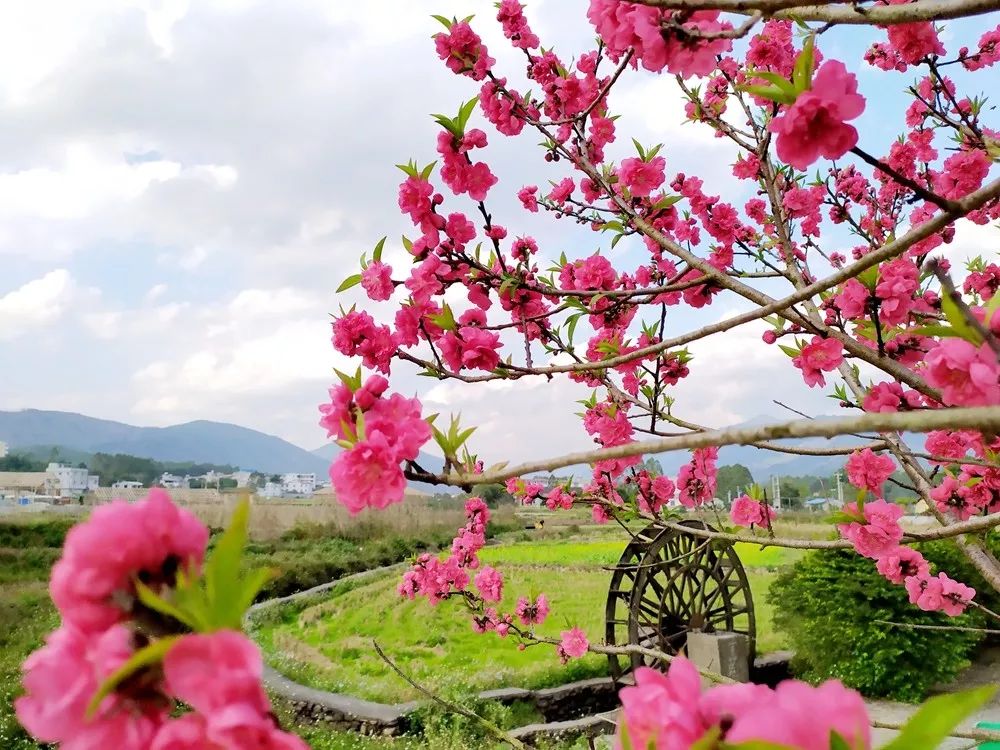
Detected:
[{"left": 0, "top": 409, "right": 328, "bottom": 475}]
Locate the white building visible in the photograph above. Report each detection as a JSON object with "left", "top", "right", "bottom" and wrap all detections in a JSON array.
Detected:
[
  {"left": 0, "top": 441, "right": 8, "bottom": 458},
  {"left": 46, "top": 463, "right": 94, "bottom": 497},
  {"left": 87, "top": 475, "right": 100, "bottom": 491},
  {"left": 159, "top": 473, "right": 186, "bottom": 488},
  {"left": 281, "top": 473, "right": 316, "bottom": 496},
  {"left": 112, "top": 480, "right": 144, "bottom": 489},
  {"left": 231, "top": 471, "right": 252, "bottom": 487},
  {"left": 260, "top": 482, "right": 283, "bottom": 498}
]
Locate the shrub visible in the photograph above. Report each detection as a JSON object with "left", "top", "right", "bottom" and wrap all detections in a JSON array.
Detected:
[
  {"left": 769, "top": 545, "right": 985, "bottom": 701},
  {"left": 0, "top": 518, "right": 76, "bottom": 549}
]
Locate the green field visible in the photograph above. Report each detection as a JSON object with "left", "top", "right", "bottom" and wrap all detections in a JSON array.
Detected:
[{"left": 255, "top": 538, "right": 799, "bottom": 702}]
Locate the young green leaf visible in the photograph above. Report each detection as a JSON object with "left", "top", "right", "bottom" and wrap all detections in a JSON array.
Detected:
[
  {"left": 203, "top": 498, "right": 251, "bottom": 630},
  {"left": 86, "top": 636, "right": 181, "bottom": 718},
  {"left": 878, "top": 685, "right": 996, "bottom": 750},
  {"left": 372, "top": 236, "right": 387, "bottom": 263},
  {"left": 336, "top": 274, "right": 362, "bottom": 293},
  {"left": 792, "top": 35, "right": 815, "bottom": 93},
  {"left": 940, "top": 291, "right": 983, "bottom": 344}
]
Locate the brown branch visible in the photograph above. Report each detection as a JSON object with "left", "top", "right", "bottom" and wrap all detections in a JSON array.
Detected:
[
  {"left": 850, "top": 146, "right": 957, "bottom": 212},
  {"left": 625, "top": 0, "right": 1000, "bottom": 25},
  {"left": 432, "top": 406, "right": 1000, "bottom": 486},
  {"left": 927, "top": 258, "right": 1000, "bottom": 359}
]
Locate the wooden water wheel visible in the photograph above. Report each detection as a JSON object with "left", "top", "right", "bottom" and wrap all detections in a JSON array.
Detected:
[{"left": 604, "top": 519, "right": 756, "bottom": 680}]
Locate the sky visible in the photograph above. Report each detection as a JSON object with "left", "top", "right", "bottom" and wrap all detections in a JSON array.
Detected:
[{"left": 0, "top": 1, "right": 996, "bottom": 464}]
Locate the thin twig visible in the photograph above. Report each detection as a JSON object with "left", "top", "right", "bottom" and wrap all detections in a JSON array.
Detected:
[{"left": 372, "top": 640, "right": 527, "bottom": 750}]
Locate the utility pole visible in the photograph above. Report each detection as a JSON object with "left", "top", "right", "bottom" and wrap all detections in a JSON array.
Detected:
[
  {"left": 835, "top": 471, "right": 844, "bottom": 506},
  {"left": 771, "top": 475, "right": 781, "bottom": 510}
]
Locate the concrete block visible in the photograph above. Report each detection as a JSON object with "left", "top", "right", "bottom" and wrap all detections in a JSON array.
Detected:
[{"left": 686, "top": 632, "right": 750, "bottom": 682}]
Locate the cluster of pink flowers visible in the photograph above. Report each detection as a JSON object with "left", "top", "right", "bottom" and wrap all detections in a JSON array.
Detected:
[
  {"left": 845, "top": 448, "right": 896, "bottom": 498},
  {"left": 437, "top": 128, "right": 498, "bottom": 202},
  {"left": 931, "top": 467, "right": 1000, "bottom": 520},
  {"left": 729, "top": 494, "right": 776, "bottom": 528},
  {"left": 402, "top": 498, "right": 557, "bottom": 639},
  {"left": 617, "top": 657, "right": 871, "bottom": 750},
  {"left": 18, "top": 490, "right": 304, "bottom": 750},
  {"left": 434, "top": 20, "right": 494, "bottom": 80},
  {"left": 677, "top": 447, "right": 718, "bottom": 508},
  {"left": 319, "top": 374, "right": 431, "bottom": 513},
  {"left": 587, "top": 0, "right": 733, "bottom": 77},
  {"left": 837, "top": 496, "right": 976, "bottom": 615},
  {"left": 330, "top": 310, "right": 395, "bottom": 374}
]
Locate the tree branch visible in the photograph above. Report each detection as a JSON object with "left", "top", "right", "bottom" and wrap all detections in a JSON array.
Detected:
[
  {"left": 432, "top": 406, "right": 1000, "bottom": 486},
  {"left": 625, "top": 0, "right": 1000, "bottom": 25}
]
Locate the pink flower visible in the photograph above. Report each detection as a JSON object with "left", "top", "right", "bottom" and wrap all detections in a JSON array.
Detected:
[
  {"left": 559, "top": 627, "right": 589, "bottom": 659},
  {"left": 925, "top": 339, "right": 1000, "bottom": 406},
  {"left": 838, "top": 499, "right": 904, "bottom": 559},
  {"left": 434, "top": 21, "right": 494, "bottom": 80},
  {"left": 515, "top": 594, "right": 549, "bottom": 626},
  {"left": 517, "top": 185, "right": 539, "bottom": 212},
  {"left": 17, "top": 624, "right": 165, "bottom": 749},
  {"left": 548, "top": 177, "right": 574, "bottom": 203},
  {"left": 360, "top": 392, "right": 431, "bottom": 462},
  {"left": 329, "top": 433, "right": 408, "bottom": 514},
  {"left": 769, "top": 61, "right": 865, "bottom": 169},
  {"left": 791, "top": 336, "right": 844, "bottom": 388},
  {"left": 876, "top": 546, "right": 930, "bottom": 584},
  {"left": 863, "top": 381, "right": 921, "bottom": 413},
  {"left": 886, "top": 19, "right": 944, "bottom": 66},
  {"left": 650, "top": 475, "right": 676, "bottom": 510},
  {"left": 723, "top": 678, "right": 871, "bottom": 749},
  {"left": 875, "top": 257, "right": 918, "bottom": 326},
  {"left": 930, "top": 474, "right": 978, "bottom": 520},
  {"left": 164, "top": 631, "right": 268, "bottom": 716},
  {"left": 730, "top": 495, "right": 776, "bottom": 528},
  {"left": 846, "top": 448, "right": 896, "bottom": 498},
  {"left": 934, "top": 150, "right": 991, "bottom": 200},
  {"left": 361, "top": 261, "right": 394, "bottom": 301},
  {"left": 49, "top": 488, "right": 208, "bottom": 632},
  {"left": 835, "top": 278, "right": 870, "bottom": 320},
  {"left": 618, "top": 156, "right": 666, "bottom": 198},
  {"left": 438, "top": 326, "right": 502, "bottom": 372},
  {"left": 151, "top": 714, "right": 307, "bottom": 750},
  {"left": 159, "top": 632, "right": 307, "bottom": 750},
  {"left": 616, "top": 661, "right": 708, "bottom": 750},
  {"left": 906, "top": 572, "right": 976, "bottom": 616},
  {"left": 473, "top": 566, "right": 504, "bottom": 603}
]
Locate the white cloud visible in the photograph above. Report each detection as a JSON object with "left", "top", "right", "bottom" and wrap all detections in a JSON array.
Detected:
[{"left": 0, "top": 269, "right": 76, "bottom": 339}]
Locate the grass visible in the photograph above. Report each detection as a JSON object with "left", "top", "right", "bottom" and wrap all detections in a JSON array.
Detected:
[{"left": 257, "top": 537, "right": 799, "bottom": 703}]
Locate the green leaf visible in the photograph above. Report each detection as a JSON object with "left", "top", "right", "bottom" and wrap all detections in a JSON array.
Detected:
[
  {"left": 940, "top": 291, "right": 983, "bottom": 344},
  {"left": 419, "top": 161, "right": 436, "bottom": 181},
  {"left": 857, "top": 264, "right": 879, "bottom": 291},
  {"left": 236, "top": 566, "right": 277, "bottom": 614},
  {"left": 372, "top": 236, "right": 386, "bottom": 263},
  {"left": 778, "top": 343, "right": 801, "bottom": 358},
  {"left": 738, "top": 83, "right": 797, "bottom": 106},
  {"left": 631, "top": 137, "right": 646, "bottom": 160},
  {"left": 336, "top": 274, "right": 362, "bottom": 293},
  {"left": 792, "top": 35, "right": 815, "bottom": 93},
  {"left": 133, "top": 578, "right": 200, "bottom": 630},
  {"left": 87, "top": 636, "right": 181, "bottom": 717},
  {"left": 203, "top": 498, "right": 251, "bottom": 630},
  {"left": 431, "top": 14, "right": 453, "bottom": 30},
  {"left": 724, "top": 742, "right": 798, "bottom": 750},
  {"left": 878, "top": 685, "right": 996, "bottom": 750},
  {"left": 910, "top": 324, "right": 958, "bottom": 339},
  {"left": 753, "top": 70, "right": 798, "bottom": 96}
]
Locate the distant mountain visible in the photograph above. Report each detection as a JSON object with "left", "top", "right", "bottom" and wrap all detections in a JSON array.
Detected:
[{"left": 0, "top": 409, "right": 328, "bottom": 475}]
